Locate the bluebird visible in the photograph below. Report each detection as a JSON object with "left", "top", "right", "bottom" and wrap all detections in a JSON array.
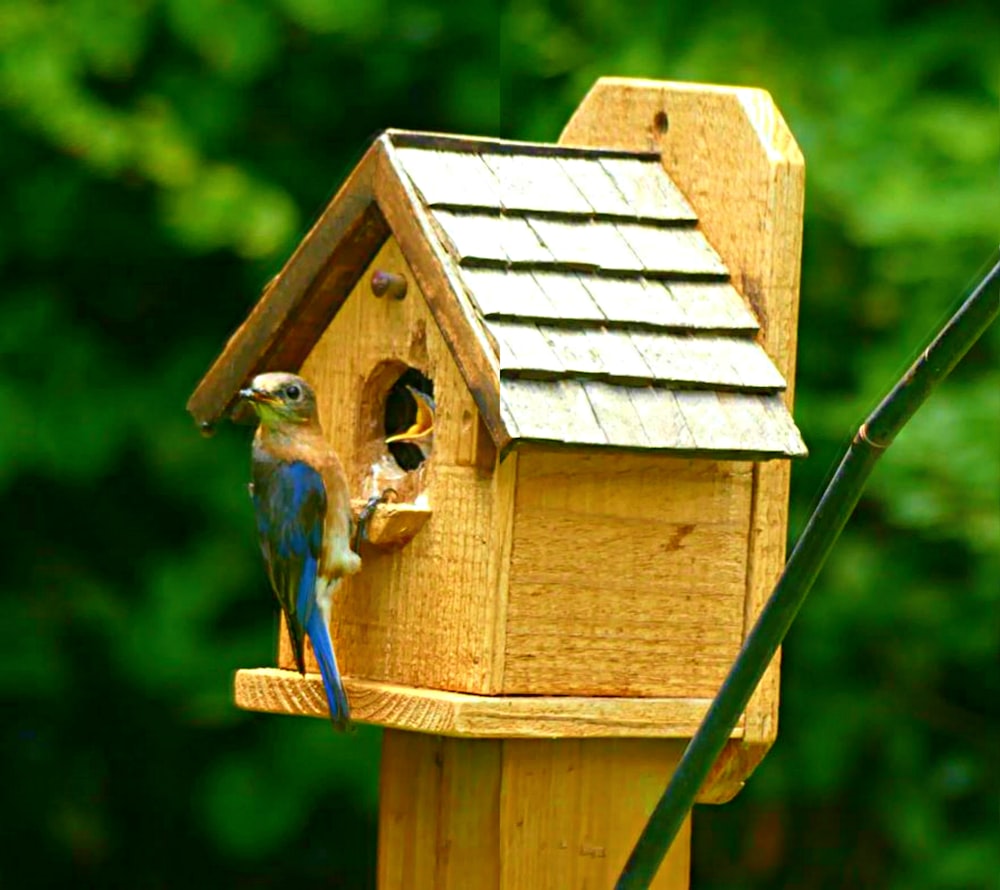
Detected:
[{"left": 240, "top": 372, "right": 360, "bottom": 730}]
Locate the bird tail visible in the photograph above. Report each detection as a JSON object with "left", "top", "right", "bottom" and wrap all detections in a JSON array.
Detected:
[{"left": 305, "top": 610, "right": 351, "bottom": 731}]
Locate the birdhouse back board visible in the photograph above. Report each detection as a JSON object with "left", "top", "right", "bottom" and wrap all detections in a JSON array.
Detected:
[
  {"left": 500, "top": 447, "right": 754, "bottom": 697},
  {"left": 279, "top": 236, "right": 511, "bottom": 695}
]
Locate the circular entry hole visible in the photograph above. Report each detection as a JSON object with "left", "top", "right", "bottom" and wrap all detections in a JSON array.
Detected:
[{"left": 384, "top": 368, "right": 434, "bottom": 471}]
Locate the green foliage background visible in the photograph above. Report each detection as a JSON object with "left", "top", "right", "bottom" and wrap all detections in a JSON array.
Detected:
[{"left": 1, "top": 0, "right": 996, "bottom": 886}]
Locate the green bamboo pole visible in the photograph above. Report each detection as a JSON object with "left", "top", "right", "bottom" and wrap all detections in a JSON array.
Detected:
[{"left": 616, "top": 254, "right": 1000, "bottom": 890}]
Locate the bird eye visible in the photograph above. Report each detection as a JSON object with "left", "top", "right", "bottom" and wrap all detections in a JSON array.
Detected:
[{"left": 285, "top": 384, "right": 301, "bottom": 401}]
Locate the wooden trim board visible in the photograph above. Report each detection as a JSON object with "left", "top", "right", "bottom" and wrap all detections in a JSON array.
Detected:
[
  {"left": 234, "top": 668, "right": 744, "bottom": 740},
  {"left": 561, "top": 77, "right": 805, "bottom": 770}
]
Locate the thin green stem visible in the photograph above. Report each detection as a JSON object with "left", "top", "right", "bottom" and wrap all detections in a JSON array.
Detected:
[{"left": 615, "top": 254, "right": 1000, "bottom": 890}]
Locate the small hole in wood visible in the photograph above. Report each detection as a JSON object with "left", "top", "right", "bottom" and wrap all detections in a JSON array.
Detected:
[
  {"left": 384, "top": 368, "right": 434, "bottom": 471},
  {"left": 653, "top": 110, "right": 670, "bottom": 135}
]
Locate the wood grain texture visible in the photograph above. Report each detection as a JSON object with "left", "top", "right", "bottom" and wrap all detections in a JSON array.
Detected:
[
  {"left": 483, "top": 151, "right": 595, "bottom": 215},
  {"left": 458, "top": 267, "right": 557, "bottom": 319},
  {"left": 394, "top": 146, "right": 501, "bottom": 208},
  {"left": 498, "top": 380, "right": 804, "bottom": 456},
  {"left": 486, "top": 452, "right": 518, "bottom": 692},
  {"left": 350, "top": 499, "right": 432, "bottom": 549},
  {"left": 378, "top": 731, "right": 502, "bottom": 890},
  {"left": 377, "top": 733, "right": 690, "bottom": 889},
  {"left": 499, "top": 739, "right": 690, "bottom": 890},
  {"left": 560, "top": 77, "right": 806, "bottom": 768},
  {"left": 502, "top": 448, "right": 754, "bottom": 698},
  {"left": 597, "top": 155, "right": 696, "bottom": 221},
  {"left": 234, "top": 669, "right": 746, "bottom": 743},
  {"left": 499, "top": 379, "right": 607, "bottom": 446},
  {"left": 615, "top": 223, "right": 727, "bottom": 277},
  {"left": 294, "top": 235, "right": 505, "bottom": 693},
  {"left": 526, "top": 216, "right": 641, "bottom": 272},
  {"left": 555, "top": 155, "right": 636, "bottom": 217},
  {"left": 187, "top": 142, "right": 387, "bottom": 428}
]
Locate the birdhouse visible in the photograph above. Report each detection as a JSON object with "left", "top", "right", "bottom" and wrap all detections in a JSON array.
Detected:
[{"left": 189, "top": 77, "right": 805, "bottom": 890}]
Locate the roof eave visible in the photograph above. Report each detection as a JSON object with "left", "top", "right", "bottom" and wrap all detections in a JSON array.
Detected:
[
  {"left": 186, "top": 135, "right": 511, "bottom": 452},
  {"left": 503, "top": 438, "right": 808, "bottom": 462},
  {"left": 186, "top": 140, "right": 388, "bottom": 430}
]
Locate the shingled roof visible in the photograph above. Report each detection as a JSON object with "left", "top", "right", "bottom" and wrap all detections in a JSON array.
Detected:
[
  {"left": 188, "top": 129, "right": 806, "bottom": 459},
  {"left": 389, "top": 132, "right": 806, "bottom": 457}
]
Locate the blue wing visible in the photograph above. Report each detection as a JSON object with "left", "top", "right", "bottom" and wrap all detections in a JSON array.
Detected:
[
  {"left": 251, "top": 458, "right": 350, "bottom": 728},
  {"left": 251, "top": 459, "right": 325, "bottom": 669}
]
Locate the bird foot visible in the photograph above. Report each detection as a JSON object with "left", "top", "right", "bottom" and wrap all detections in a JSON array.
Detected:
[{"left": 353, "top": 488, "right": 398, "bottom": 551}]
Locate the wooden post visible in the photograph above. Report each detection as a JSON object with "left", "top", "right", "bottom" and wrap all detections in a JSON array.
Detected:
[{"left": 378, "top": 733, "right": 691, "bottom": 889}]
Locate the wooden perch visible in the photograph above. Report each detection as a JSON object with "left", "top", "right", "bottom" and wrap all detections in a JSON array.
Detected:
[{"left": 351, "top": 497, "right": 431, "bottom": 549}]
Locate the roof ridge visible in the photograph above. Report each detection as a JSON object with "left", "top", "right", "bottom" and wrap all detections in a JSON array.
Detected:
[
  {"left": 386, "top": 128, "right": 662, "bottom": 161},
  {"left": 417, "top": 204, "right": 701, "bottom": 227}
]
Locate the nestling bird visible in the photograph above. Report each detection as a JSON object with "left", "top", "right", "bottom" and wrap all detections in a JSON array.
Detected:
[
  {"left": 385, "top": 384, "right": 435, "bottom": 461},
  {"left": 240, "top": 372, "right": 360, "bottom": 730}
]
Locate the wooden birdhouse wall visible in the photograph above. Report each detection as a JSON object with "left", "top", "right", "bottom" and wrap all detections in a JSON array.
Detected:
[
  {"left": 500, "top": 449, "right": 755, "bottom": 698},
  {"left": 284, "top": 236, "right": 510, "bottom": 695},
  {"left": 281, "top": 234, "right": 771, "bottom": 705}
]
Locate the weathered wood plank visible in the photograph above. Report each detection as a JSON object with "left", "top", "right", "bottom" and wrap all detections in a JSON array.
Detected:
[
  {"left": 535, "top": 325, "right": 607, "bottom": 376},
  {"left": 556, "top": 155, "right": 636, "bottom": 217},
  {"left": 430, "top": 210, "right": 512, "bottom": 264},
  {"left": 527, "top": 217, "right": 642, "bottom": 272},
  {"left": 458, "top": 267, "right": 555, "bottom": 319},
  {"left": 530, "top": 271, "right": 606, "bottom": 320},
  {"left": 582, "top": 275, "right": 689, "bottom": 328},
  {"left": 582, "top": 380, "right": 651, "bottom": 447},
  {"left": 627, "top": 386, "right": 697, "bottom": 450},
  {"left": 673, "top": 390, "right": 743, "bottom": 452},
  {"left": 394, "top": 146, "right": 501, "bottom": 208},
  {"left": 714, "top": 391, "right": 776, "bottom": 454},
  {"left": 598, "top": 156, "right": 698, "bottom": 221},
  {"left": 629, "top": 331, "right": 705, "bottom": 385},
  {"left": 629, "top": 332, "right": 786, "bottom": 391},
  {"left": 388, "top": 128, "right": 660, "bottom": 162},
  {"left": 499, "top": 378, "right": 607, "bottom": 445},
  {"left": 616, "top": 223, "right": 728, "bottom": 276},
  {"left": 711, "top": 335, "right": 788, "bottom": 390},
  {"left": 586, "top": 327, "right": 652, "bottom": 379},
  {"left": 488, "top": 321, "right": 565, "bottom": 374},
  {"left": 758, "top": 392, "right": 809, "bottom": 456},
  {"left": 482, "top": 152, "right": 593, "bottom": 215},
  {"left": 667, "top": 281, "right": 759, "bottom": 332}
]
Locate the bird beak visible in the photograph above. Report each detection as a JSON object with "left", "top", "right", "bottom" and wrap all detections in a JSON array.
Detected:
[
  {"left": 239, "top": 385, "right": 276, "bottom": 405},
  {"left": 386, "top": 387, "right": 435, "bottom": 446}
]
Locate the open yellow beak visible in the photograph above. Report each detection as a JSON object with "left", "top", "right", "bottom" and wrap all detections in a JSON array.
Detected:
[{"left": 386, "top": 386, "right": 435, "bottom": 445}]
